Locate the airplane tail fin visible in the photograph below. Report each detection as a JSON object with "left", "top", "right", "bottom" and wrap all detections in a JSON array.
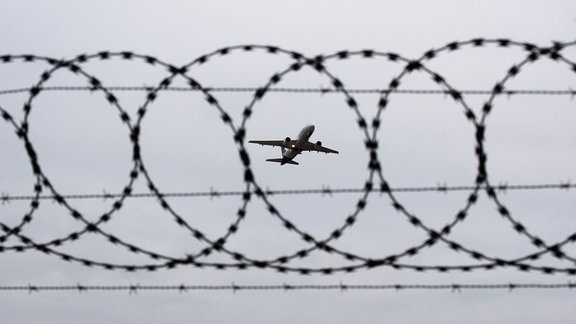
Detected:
[{"left": 266, "top": 158, "right": 299, "bottom": 165}]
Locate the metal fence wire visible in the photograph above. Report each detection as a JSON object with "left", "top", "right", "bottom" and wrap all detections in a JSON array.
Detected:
[{"left": 1, "top": 38, "right": 576, "bottom": 276}]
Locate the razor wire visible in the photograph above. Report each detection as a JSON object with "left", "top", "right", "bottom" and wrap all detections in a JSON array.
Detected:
[{"left": 1, "top": 38, "right": 576, "bottom": 274}]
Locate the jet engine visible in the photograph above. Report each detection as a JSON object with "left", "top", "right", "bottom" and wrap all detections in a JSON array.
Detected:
[
  {"left": 283, "top": 137, "right": 291, "bottom": 147},
  {"left": 314, "top": 141, "right": 322, "bottom": 150}
]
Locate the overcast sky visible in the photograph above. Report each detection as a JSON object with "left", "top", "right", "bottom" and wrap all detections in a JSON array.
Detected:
[{"left": 1, "top": 0, "right": 576, "bottom": 323}]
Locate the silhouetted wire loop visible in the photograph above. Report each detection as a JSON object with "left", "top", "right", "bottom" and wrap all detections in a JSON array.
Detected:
[{"left": 1, "top": 39, "right": 576, "bottom": 274}]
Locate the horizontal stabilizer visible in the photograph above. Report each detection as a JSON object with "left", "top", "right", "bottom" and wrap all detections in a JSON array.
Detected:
[{"left": 266, "top": 158, "right": 299, "bottom": 165}]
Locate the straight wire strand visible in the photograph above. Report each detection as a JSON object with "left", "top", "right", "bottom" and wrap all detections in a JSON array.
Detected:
[
  {"left": 0, "top": 86, "right": 575, "bottom": 96},
  {"left": 1, "top": 282, "right": 575, "bottom": 293},
  {"left": 2, "top": 182, "right": 575, "bottom": 203}
]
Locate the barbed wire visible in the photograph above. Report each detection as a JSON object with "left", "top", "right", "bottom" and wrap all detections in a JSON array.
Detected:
[
  {"left": 1, "top": 85, "right": 575, "bottom": 96},
  {"left": 1, "top": 182, "right": 574, "bottom": 203},
  {"left": 2, "top": 282, "right": 575, "bottom": 294},
  {"left": 1, "top": 38, "right": 576, "bottom": 275}
]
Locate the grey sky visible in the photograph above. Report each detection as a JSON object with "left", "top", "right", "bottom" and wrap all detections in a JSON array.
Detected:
[{"left": 1, "top": 0, "right": 576, "bottom": 323}]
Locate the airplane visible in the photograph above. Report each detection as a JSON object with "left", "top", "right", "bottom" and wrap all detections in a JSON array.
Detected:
[{"left": 249, "top": 124, "right": 339, "bottom": 165}]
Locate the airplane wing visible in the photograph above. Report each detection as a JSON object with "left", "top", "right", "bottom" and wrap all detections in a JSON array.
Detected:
[
  {"left": 249, "top": 140, "right": 297, "bottom": 148},
  {"left": 301, "top": 141, "right": 339, "bottom": 154},
  {"left": 249, "top": 139, "right": 338, "bottom": 153}
]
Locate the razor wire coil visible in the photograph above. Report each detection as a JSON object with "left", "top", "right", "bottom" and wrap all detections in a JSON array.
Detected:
[{"left": 1, "top": 38, "right": 576, "bottom": 274}]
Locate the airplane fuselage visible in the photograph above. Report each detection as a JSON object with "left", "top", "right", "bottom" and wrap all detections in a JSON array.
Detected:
[{"left": 281, "top": 125, "right": 315, "bottom": 164}]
